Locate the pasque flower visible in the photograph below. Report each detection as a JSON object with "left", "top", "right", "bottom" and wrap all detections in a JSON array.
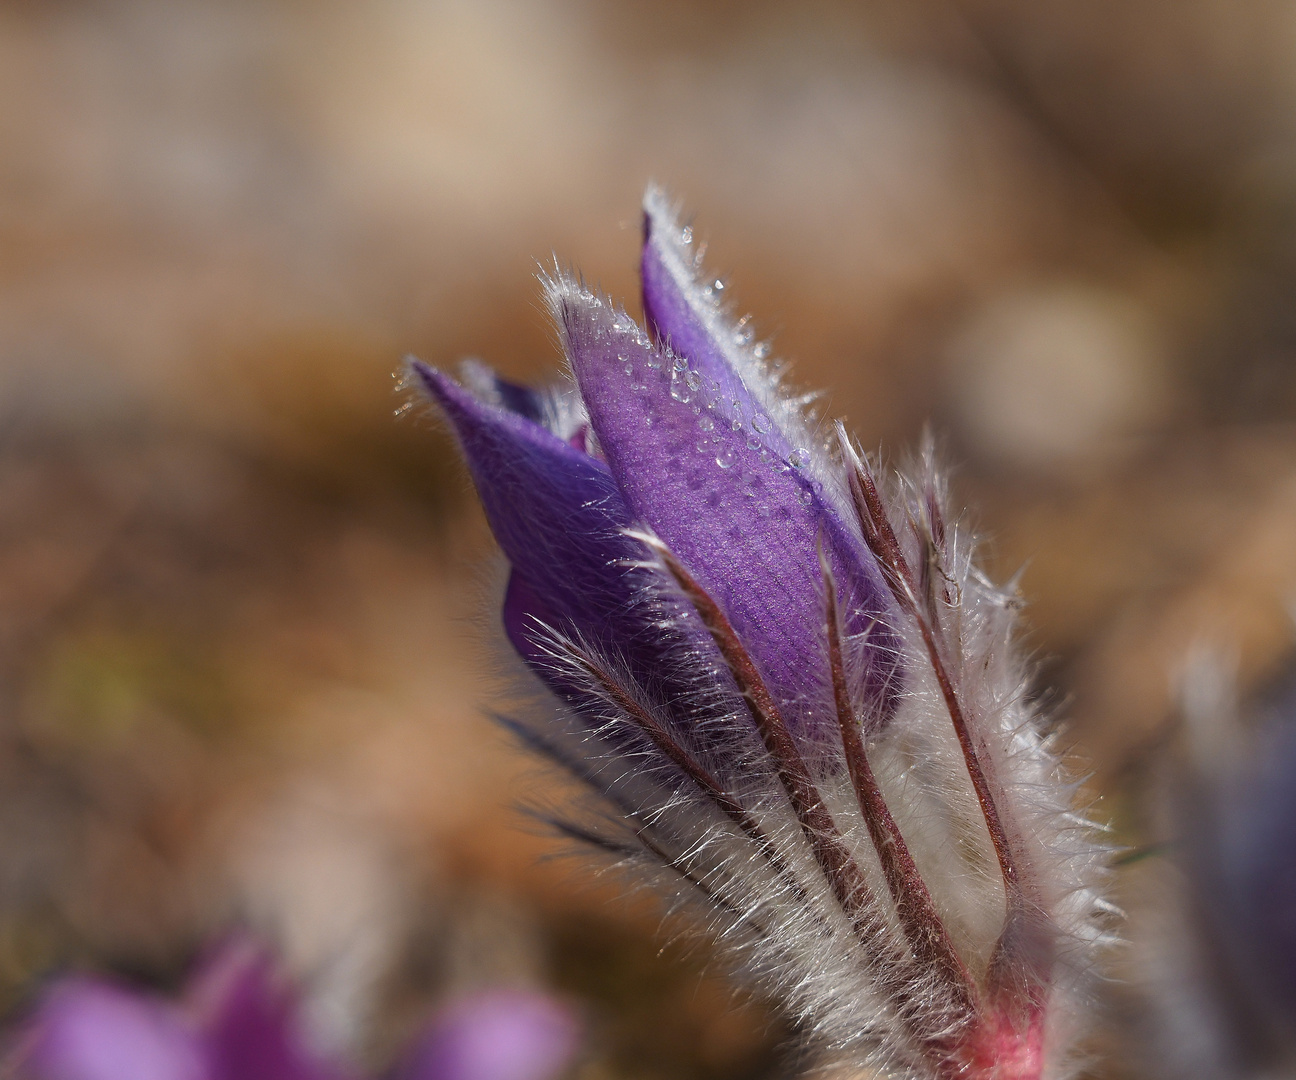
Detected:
[
  {"left": 413, "top": 188, "right": 1111, "bottom": 1080},
  {"left": 6, "top": 939, "right": 579, "bottom": 1080}
]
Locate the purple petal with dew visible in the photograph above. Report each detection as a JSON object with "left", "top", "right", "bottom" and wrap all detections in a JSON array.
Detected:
[
  {"left": 553, "top": 281, "right": 896, "bottom": 731},
  {"left": 189, "top": 942, "right": 347, "bottom": 1080},
  {"left": 10, "top": 978, "right": 210, "bottom": 1080},
  {"left": 395, "top": 990, "right": 578, "bottom": 1080},
  {"left": 640, "top": 192, "right": 764, "bottom": 442},
  {"left": 640, "top": 189, "right": 833, "bottom": 491}
]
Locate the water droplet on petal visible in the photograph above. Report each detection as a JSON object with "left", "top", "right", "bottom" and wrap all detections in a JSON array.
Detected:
[
  {"left": 752, "top": 413, "right": 772, "bottom": 434},
  {"left": 674, "top": 355, "right": 689, "bottom": 372},
  {"left": 697, "top": 413, "right": 715, "bottom": 432},
  {"left": 645, "top": 351, "right": 664, "bottom": 370},
  {"left": 797, "top": 487, "right": 814, "bottom": 507},
  {"left": 747, "top": 433, "right": 762, "bottom": 450},
  {"left": 789, "top": 448, "right": 810, "bottom": 469},
  {"left": 680, "top": 226, "right": 693, "bottom": 244},
  {"left": 670, "top": 369, "right": 692, "bottom": 404},
  {"left": 715, "top": 446, "right": 735, "bottom": 469},
  {"left": 685, "top": 370, "right": 702, "bottom": 392}
]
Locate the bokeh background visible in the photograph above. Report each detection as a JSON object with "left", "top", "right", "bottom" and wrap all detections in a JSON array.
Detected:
[{"left": 6, "top": 1, "right": 1296, "bottom": 1076}]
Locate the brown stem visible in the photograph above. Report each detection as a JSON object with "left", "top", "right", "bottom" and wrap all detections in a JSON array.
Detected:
[
  {"left": 560, "top": 641, "right": 810, "bottom": 904},
  {"left": 820, "top": 546, "right": 978, "bottom": 1012},
  {"left": 836, "top": 427, "right": 1026, "bottom": 914},
  {"left": 637, "top": 532, "right": 878, "bottom": 933}
]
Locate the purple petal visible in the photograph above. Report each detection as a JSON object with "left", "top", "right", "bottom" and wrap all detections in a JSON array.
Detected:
[
  {"left": 412, "top": 362, "right": 657, "bottom": 675},
  {"left": 640, "top": 190, "right": 808, "bottom": 470},
  {"left": 640, "top": 193, "right": 759, "bottom": 441},
  {"left": 189, "top": 944, "right": 346, "bottom": 1080},
  {"left": 395, "top": 991, "right": 578, "bottom": 1080},
  {"left": 457, "top": 360, "right": 549, "bottom": 428},
  {"left": 11, "top": 978, "right": 209, "bottom": 1080},
  {"left": 553, "top": 282, "right": 895, "bottom": 729},
  {"left": 1215, "top": 719, "right": 1296, "bottom": 1025}
]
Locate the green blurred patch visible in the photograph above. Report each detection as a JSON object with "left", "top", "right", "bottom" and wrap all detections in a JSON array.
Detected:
[{"left": 28, "top": 625, "right": 241, "bottom": 745}]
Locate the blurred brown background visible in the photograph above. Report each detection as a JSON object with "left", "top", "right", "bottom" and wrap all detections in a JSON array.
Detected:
[{"left": 5, "top": 1, "right": 1296, "bottom": 1076}]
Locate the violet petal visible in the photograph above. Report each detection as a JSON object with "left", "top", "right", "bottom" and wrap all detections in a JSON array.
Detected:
[
  {"left": 395, "top": 991, "right": 578, "bottom": 1080},
  {"left": 411, "top": 363, "right": 648, "bottom": 653},
  {"left": 12, "top": 978, "right": 209, "bottom": 1080},
  {"left": 553, "top": 282, "right": 895, "bottom": 728},
  {"left": 191, "top": 945, "right": 345, "bottom": 1080}
]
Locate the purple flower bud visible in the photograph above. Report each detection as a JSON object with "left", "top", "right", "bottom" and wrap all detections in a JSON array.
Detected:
[
  {"left": 415, "top": 189, "right": 1112, "bottom": 1080},
  {"left": 394, "top": 990, "right": 579, "bottom": 1080}
]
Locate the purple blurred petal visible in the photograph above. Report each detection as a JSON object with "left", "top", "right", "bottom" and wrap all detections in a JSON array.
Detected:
[
  {"left": 396, "top": 991, "right": 578, "bottom": 1080},
  {"left": 189, "top": 943, "right": 346, "bottom": 1080},
  {"left": 553, "top": 281, "right": 895, "bottom": 728},
  {"left": 1216, "top": 720, "right": 1296, "bottom": 1027},
  {"left": 12, "top": 978, "right": 209, "bottom": 1080}
]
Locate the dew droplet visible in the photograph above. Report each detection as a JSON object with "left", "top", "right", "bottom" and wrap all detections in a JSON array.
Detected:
[
  {"left": 752, "top": 342, "right": 770, "bottom": 360},
  {"left": 759, "top": 447, "right": 772, "bottom": 464},
  {"left": 715, "top": 446, "right": 735, "bottom": 469},
  {"left": 797, "top": 487, "right": 814, "bottom": 507},
  {"left": 674, "top": 355, "right": 689, "bottom": 372},
  {"left": 670, "top": 369, "right": 692, "bottom": 404},
  {"left": 645, "top": 351, "right": 664, "bottom": 370},
  {"left": 789, "top": 448, "right": 810, "bottom": 469},
  {"left": 680, "top": 226, "right": 693, "bottom": 244},
  {"left": 747, "top": 432, "right": 762, "bottom": 451},
  {"left": 752, "top": 413, "right": 772, "bottom": 434},
  {"left": 685, "top": 370, "right": 702, "bottom": 392},
  {"left": 697, "top": 413, "right": 715, "bottom": 432}
]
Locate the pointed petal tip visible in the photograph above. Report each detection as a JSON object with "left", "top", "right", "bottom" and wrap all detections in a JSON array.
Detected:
[
  {"left": 642, "top": 183, "right": 679, "bottom": 235},
  {"left": 640, "top": 186, "right": 694, "bottom": 273},
  {"left": 406, "top": 357, "right": 447, "bottom": 400},
  {"left": 544, "top": 276, "right": 648, "bottom": 362}
]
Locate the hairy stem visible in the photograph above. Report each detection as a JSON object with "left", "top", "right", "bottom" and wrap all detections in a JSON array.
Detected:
[{"left": 820, "top": 546, "right": 978, "bottom": 1012}]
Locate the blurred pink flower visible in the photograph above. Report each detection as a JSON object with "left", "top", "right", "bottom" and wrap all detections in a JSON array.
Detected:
[{"left": 6, "top": 941, "right": 578, "bottom": 1080}]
